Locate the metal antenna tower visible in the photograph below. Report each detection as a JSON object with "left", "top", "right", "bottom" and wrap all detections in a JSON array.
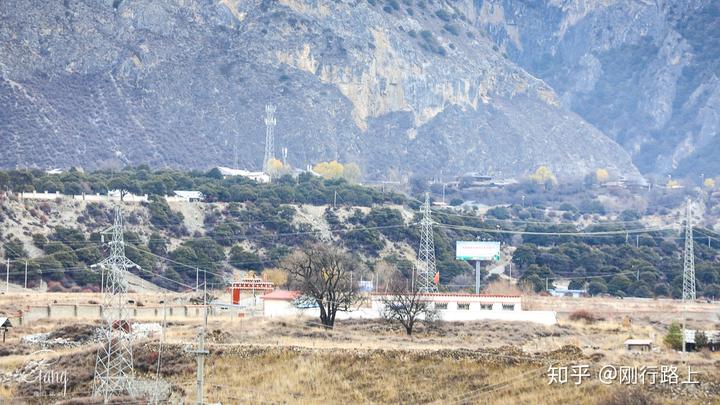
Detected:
[
  {"left": 416, "top": 193, "right": 438, "bottom": 292},
  {"left": 262, "top": 104, "right": 277, "bottom": 174},
  {"left": 93, "top": 205, "right": 139, "bottom": 401},
  {"left": 682, "top": 199, "right": 696, "bottom": 302}
]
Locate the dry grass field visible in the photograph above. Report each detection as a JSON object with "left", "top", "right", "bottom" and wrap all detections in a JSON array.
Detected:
[{"left": 0, "top": 292, "right": 718, "bottom": 404}]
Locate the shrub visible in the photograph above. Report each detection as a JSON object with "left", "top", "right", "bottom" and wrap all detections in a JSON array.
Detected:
[
  {"left": 601, "top": 388, "right": 659, "bottom": 405},
  {"left": 588, "top": 280, "right": 608, "bottom": 296},
  {"left": 568, "top": 310, "right": 597, "bottom": 324},
  {"left": 419, "top": 30, "right": 446, "bottom": 56},
  {"left": 664, "top": 321, "right": 683, "bottom": 350},
  {"left": 694, "top": 330, "right": 708, "bottom": 349},
  {"left": 443, "top": 23, "right": 460, "bottom": 36},
  {"left": 435, "top": 9, "right": 451, "bottom": 21}
]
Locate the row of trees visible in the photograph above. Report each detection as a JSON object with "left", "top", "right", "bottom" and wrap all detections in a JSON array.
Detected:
[
  {"left": 513, "top": 238, "right": 720, "bottom": 299},
  {"left": 0, "top": 167, "right": 406, "bottom": 207},
  {"left": 281, "top": 244, "right": 434, "bottom": 334}
]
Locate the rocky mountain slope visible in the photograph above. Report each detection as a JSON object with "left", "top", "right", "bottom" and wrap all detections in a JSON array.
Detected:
[
  {"left": 0, "top": 0, "right": 639, "bottom": 181},
  {"left": 471, "top": 0, "right": 720, "bottom": 177}
]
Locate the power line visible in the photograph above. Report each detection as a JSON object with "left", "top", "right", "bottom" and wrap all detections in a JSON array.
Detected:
[
  {"left": 435, "top": 223, "right": 677, "bottom": 237},
  {"left": 430, "top": 207, "right": 655, "bottom": 226},
  {"left": 22, "top": 222, "right": 414, "bottom": 248}
]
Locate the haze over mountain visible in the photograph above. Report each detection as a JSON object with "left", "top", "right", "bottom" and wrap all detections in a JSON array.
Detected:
[
  {"left": 7, "top": 0, "right": 709, "bottom": 181},
  {"left": 473, "top": 0, "right": 720, "bottom": 179}
]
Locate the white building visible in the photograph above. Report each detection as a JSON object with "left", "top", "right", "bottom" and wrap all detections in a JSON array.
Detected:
[
  {"left": 172, "top": 190, "right": 205, "bottom": 202},
  {"left": 260, "top": 291, "right": 556, "bottom": 325},
  {"left": 261, "top": 290, "right": 302, "bottom": 318},
  {"left": 217, "top": 167, "right": 270, "bottom": 183}
]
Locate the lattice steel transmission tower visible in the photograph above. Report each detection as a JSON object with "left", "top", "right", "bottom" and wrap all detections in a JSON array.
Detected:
[
  {"left": 416, "top": 193, "right": 438, "bottom": 292},
  {"left": 93, "top": 205, "right": 139, "bottom": 401},
  {"left": 682, "top": 199, "right": 696, "bottom": 302},
  {"left": 262, "top": 104, "right": 277, "bottom": 174}
]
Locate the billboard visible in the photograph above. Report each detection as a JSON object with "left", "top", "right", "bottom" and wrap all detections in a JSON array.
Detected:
[{"left": 456, "top": 241, "right": 501, "bottom": 261}]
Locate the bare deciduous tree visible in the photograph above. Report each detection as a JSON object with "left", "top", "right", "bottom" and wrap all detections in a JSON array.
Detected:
[
  {"left": 380, "top": 275, "right": 437, "bottom": 336},
  {"left": 282, "top": 245, "right": 361, "bottom": 328}
]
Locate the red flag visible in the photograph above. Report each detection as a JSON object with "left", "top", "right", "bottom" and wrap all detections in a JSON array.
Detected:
[{"left": 433, "top": 272, "right": 440, "bottom": 284}]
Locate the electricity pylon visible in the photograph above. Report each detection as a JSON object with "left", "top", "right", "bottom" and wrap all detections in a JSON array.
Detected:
[
  {"left": 416, "top": 193, "right": 438, "bottom": 292},
  {"left": 682, "top": 199, "right": 696, "bottom": 302},
  {"left": 262, "top": 104, "right": 276, "bottom": 174},
  {"left": 93, "top": 205, "right": 138, "bottom": 400},
  {"left": 681, "top": 199, "right": 696, "bottom": 353}
]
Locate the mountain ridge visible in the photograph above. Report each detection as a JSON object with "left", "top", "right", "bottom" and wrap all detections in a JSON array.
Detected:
[{"left": 0, "top": 0, "right": 640, "bottom": 181}]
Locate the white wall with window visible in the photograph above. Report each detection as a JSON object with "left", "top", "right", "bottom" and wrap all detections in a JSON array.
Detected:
[{"left": 372, "top": 293, "right": 556, "bottom": 325}]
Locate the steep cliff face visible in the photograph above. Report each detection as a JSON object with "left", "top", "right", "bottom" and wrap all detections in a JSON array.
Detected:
[
  {"left": 472, "top": 0, "right": 720, "bottom": 177},
  {"left": 0, "top": 0, "right": 640, "bottom": 181}
]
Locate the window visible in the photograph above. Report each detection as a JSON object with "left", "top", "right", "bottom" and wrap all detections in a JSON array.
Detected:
[
  {"left": 502, "top": 304, "right": 515, "bottom": 311},
  {"left": 435, "top": 303, "right": 448, "bottom": 310},
  {"left": 480, "top": 304, "right": 493, "bottom": 310},
  {"left": 457, "top": 303, "right": 470, "bottom": 310}
]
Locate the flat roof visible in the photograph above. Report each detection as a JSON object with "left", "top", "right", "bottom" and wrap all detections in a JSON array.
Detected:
[
  {"left": 624, "top": 339, "right": 652, "bottom": 345},
  {"left": 372, "top": 292, "right": 521, "bottom": 298},
  {"left": 261, "top": 290, "right": 301, "bottom": 301}
]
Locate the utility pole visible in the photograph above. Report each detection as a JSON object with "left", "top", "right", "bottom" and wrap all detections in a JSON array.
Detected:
[
  {"left": 416, "top": 193, "right": 438, "bottom": 292},
  {"left": 682, "top": 199, "right": 696, "bottom": 353},
  {"left": 152, "top": 296, "right": 169, "bottom": 405},
  {"left": 474, "top": 261, "right": 481, "bottom": 294},
  {"left": 196, "top": 267, "right": 199, "bottom": 292},
  {"left": 545, "top": 277, "right": 549, "bottom": 292},
  {"left": 92, "top": 205, "right": 139, "bottom": 401},
  {"left": 24, "top": 260, "right": 28, "bottom": 290},
  {"left": 334, "top": 190, "right": 337, "bottom": 208},
  {"left": 262, "top": 104, "right": 277, "bottom": 174},
  {"left": 5, "top": 259, "right": 9, "bottom": 294},
  {"left": 189, "top": 271, "right": 209, "bottom": 405}
]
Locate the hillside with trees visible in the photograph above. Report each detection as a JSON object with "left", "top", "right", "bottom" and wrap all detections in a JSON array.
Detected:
[{"left": 1, "top": 168, "right": 718, "bottom": 299}]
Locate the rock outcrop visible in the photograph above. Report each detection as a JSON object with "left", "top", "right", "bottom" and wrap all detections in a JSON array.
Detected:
[{"left": 472, "top": 0, "right": 720, "bottom": 177}]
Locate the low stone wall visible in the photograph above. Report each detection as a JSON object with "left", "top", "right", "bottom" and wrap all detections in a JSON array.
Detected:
[
  {"left": 17, "top": 191, "right": 150, "bottom": 203},
  {"left": 16, "top": 191, "right": 199, "bottom": 204},
  {"left": 22, "top": 304, "right": 243, "bottom": 324},
  {"left": 525, "top": 296, "right": 720, "bottom": 315}
]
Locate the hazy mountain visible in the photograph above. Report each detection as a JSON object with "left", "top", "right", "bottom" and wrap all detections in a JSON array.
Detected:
[
  {"left": 0, "top": 0, "right": 640, "bottom": 181},
  {"left": 472, "top": 0, "right": 720, "bottom": 178}
]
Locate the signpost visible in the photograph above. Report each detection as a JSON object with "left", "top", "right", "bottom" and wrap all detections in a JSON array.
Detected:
[{"left": 456, "top": 241, "right": 501, "bottom": 293}]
